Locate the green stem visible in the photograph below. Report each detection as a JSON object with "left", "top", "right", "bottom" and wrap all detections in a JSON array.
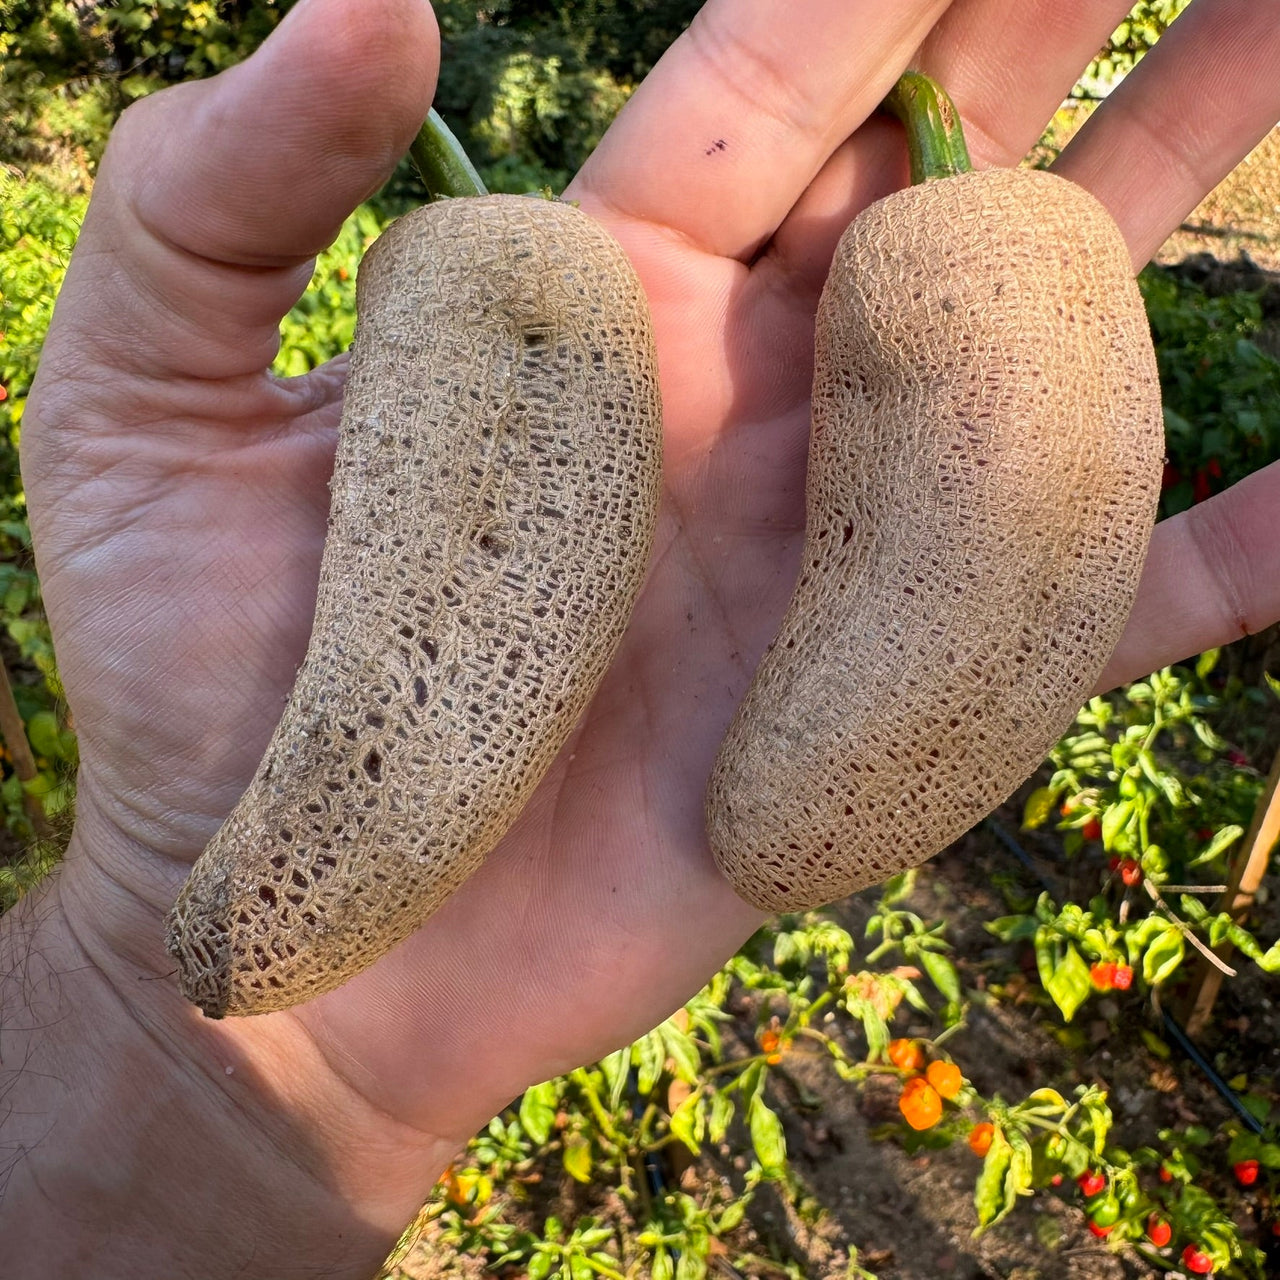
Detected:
[
  {"left": 409, "top": 108, "right": 488, "bottom": 200},
  {"left": 569, "top": 1067, "right": 623, "bottom": 1143},
  {"left": 882, "top": 71, "right": 973, "bottom": 185}
]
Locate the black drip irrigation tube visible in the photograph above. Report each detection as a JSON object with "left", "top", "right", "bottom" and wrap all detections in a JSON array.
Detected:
[
  {"left": 626, "top": 1069, "right": 751, "bottom": 1279},
  {"left": 982, "top": 816, "right": 1265, "bottom": 1136}
]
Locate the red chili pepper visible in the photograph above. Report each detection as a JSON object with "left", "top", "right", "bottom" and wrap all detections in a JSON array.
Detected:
[
  {"left": 1111, "top": 965, "right": 1133, "bottom": 991},
  {"left": 1077, "top": 1170, "right": 1106, "bottom": 1198},
  {"left": 1181, "top": 1243, "right": 1213, "bottom": 1275},
  {"left": 1089, "top": 963, "right": 1115, "bottom": 992},
  {"left": 1120, "top": 859, "right": 1142, "bottom": 887},
  {"left": 1158, "top": 1164, "right": 1173, "bottom": 1183},
  {"left": 1206, "top": 458, "right": 1222, "bottom": 479},
  {"left": 1082, "top": 817, "right": 1102, "bottom": 841},
  {"left": 1088, "top": 1219, "right": 1114, "bottom": 1238},
  {"left": 1193, "top": 470, "right": 1212, "bottom": 504},
  {"left": 1161, "top": 463, "right": 1181, "bottom": 491},
  {"left": 1235, "top": 1158, "right": 1260, "bottom": 1186},
  {"left": 1146, "top": 1216, "right": 1171, "bottom": 1247}
]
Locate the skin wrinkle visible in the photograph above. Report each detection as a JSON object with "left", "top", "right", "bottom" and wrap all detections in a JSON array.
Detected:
[{"left": 73, "top": 205, "right": 296, "bottom": 373}]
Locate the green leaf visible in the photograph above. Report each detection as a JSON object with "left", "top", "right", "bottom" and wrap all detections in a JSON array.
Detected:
[
  {"left": 880, "top": 870, "right": 914, "bottom": 905},
  {"left": 1101, "top": 799, "right": 1135, "bottom": 852},
  {"left": 636, "top": 1029, "right": 665, "bottom": 1096},
  {"left": 528, "top": 1251, "right": 554, "bottom": 1280},
  {"left": 748, "top": 1095, "right": 787, "bottom": 1178},
  {"left": 1190, "top": 824, "right": 1244, "bottom": 867},
  {"left": 1142, "top": 927, "right": 1186, "bottom": 987},
  {"left": 562, "top": 1133, "right": 592, "bottom": 1184},
  {"left": 1043, "top": 940, "right": 1091, "bottom": 1023},
  {"left": 1022, "top": 1088, "right": 1067, "bottom": 1112},
  {"left": 716, "top": 1198, "right": 746, "bottom": 1233},
  {"left": 661, "top": 1021, "right": 702, "bottom": 1084},
  {"left": 920, "top": 949, "right": 962, "bottom": 1006},
  {"left": 974, "top": 1129, "right": 1014, "bottom": 1230},
  {"left": 520, "top": 1079, "right": 559, "bottom": 1146},
  {"left": 772, "top": 929, "right": 808, "bottom": 970},
  {"left": 985, "top": 915, "right": 1038, "bottom": 943},
  {"left": 1005, "top": 1130, "right": 1035, "bottom": 1208},
  {"left": 1022, "top": 785, "right": 1058, "bottom": 830},
  {"left": 675, "top": 1249, "right": 707, "bottom": 1280},
  {"left": 1138, "top": 750, "right": 1188, "bottom": 807},
  {"left": 669, "top": 1090, "right": 703, "bottom": 1156},
  {"left": 24, "top": 709, "right": 60, "bottom": 759},
  {"left": 708, "top": 1089, "right": 734, "bottom": 1144},
  {"left": 600, "top": 1048, "right": 630, "bottom": 1112}
]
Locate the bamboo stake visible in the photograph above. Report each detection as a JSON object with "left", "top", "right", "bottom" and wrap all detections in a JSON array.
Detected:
[
  {"left": 0, "top": 652, "right": 52, "bottom": 839},
  {"left": 1183, "top": 746, "right": 1280, "bottom": 1038}
]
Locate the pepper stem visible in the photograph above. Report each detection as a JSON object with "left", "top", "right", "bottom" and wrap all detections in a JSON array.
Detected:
[
  {"left": 882, "top": 72, "right": 973, "bottom": 185},
  {"left": 409, "top": 108, "right": 488, "bottom": 201}
]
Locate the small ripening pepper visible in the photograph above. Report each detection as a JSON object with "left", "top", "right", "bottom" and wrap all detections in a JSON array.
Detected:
[
  {"left": 968, "top": 1123, "right": 994, "bottom": 1156},
  {"left": 1146, "top": 1216, "right": 1171, "bottom": 1247},
  {"left": 925, "top": 1059, "right": 962, "bottom": 1100},
  {"left": 887, "top": 1038, "right": 925, "bottom": 1072},
  {"left": 1181, "top": 1243, "right": 1213, "bottom": 1275},
  {"left": 1111, "top": 964, "right": 1134, "bottom": 991},
  {"left": 1088, "top": 1193, "right": 1120, "bottom": 1228},
  {"left": 899, "top": 1077, "right": 943, "bottom": 1130},
  {"left": 1089, "top": 962, "right": 1115, "bottom": 991},
  {"left": 1235, "top": 1159, "right": 1260, "bottom": 1186},
  {"left": 1077, "top": 1170, "right": 1107, "bottom": 1198}
]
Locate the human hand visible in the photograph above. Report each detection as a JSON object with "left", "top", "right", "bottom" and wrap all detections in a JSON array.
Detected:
[{"left": 9, "top": 0, "right": 1280, "bottom": 1275}]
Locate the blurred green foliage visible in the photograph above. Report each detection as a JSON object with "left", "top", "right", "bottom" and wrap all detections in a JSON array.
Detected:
[
  {"left": 1140, "top": 268, "right": 1280, "bottom": 515},
  {"left": 1079, "top": 1, "right": 1194, "bottom": 95}
]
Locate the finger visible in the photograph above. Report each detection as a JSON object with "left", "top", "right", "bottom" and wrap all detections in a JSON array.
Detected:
[
  {"left": 914, "top": 0, "right": 1135, "bottom": 165},
  {"left": 570, "top": 0, "right": 951, "bottom": 261},
  {"left": 44, "top": 0, "right": 438, "bottom": 382},
  {"left": 1096, "top": 463, "right": 1280, "bottom": 692},
  {"left": 1054, "top": 0, "right": 1280, "bottom": 269},
  {"left": 760, "top": 0, "right": 1137, "bottom": 313}
]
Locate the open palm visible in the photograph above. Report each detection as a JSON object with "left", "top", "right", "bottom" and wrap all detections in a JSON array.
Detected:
[{"left": 18, "top": 0, "right": 1280, "bottom": 1270}]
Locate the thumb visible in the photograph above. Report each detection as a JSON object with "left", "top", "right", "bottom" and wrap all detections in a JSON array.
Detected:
[{"left": 49, "top": 0, "right": 439, "bottom": 380}]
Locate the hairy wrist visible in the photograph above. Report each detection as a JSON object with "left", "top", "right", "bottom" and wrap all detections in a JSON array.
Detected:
[{"left": 0, "top": 835, "right": 455, "bottom": 1279}]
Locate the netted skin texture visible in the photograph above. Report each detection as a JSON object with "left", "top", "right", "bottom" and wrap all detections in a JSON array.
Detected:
[
  {"left": 707, "top": 168, "right": 1163, "bottom": 912},
  {"left": 166, "top": 195, "right": 662, "bottom": 1016}
]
